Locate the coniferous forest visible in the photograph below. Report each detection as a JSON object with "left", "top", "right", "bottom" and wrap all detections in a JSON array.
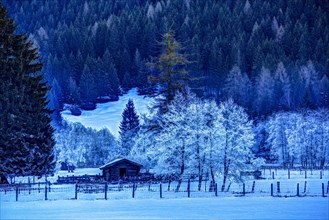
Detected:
[
  {"left": 3, "top": 0, "right": 329, "bottom": 118},
  {"left": 1, "top": 0, "right": 329, "bottom": 188}
]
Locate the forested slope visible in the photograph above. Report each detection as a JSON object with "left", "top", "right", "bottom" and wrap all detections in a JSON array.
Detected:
[{"left": 4, "top": 0, "right": 329, "bottom": 116}]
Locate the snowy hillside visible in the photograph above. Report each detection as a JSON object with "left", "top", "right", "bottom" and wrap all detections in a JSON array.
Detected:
[{"left": 61, "top": 88, "right": 152, "bottom": 137}]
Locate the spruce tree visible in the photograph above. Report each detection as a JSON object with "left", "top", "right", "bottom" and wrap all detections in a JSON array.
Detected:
[
  {"left": 0, "top": 3, "right": 55, "bottom": 180},
  {"left": 119, "top": 99, "right": 140, "bottom": 156}
]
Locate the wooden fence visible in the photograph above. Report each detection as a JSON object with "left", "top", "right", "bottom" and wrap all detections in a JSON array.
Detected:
[{"left": 1, "top": 180, "right": 328, "bottom": 202}]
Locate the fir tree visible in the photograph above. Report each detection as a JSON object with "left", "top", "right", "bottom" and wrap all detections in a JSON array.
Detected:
[
  {"left": 119, "top": 99, "right": 140, "bottom": 156},
  {"left": 80, "top": 64, "right": 96, "bottom": 109},
  {"left": 0, "top": 3, "right": 55, "bottom": 180}
]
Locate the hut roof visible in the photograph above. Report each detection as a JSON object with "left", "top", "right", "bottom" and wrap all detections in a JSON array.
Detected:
[{"left": 99, "top": 158, "right": 143, "bottom": 170}]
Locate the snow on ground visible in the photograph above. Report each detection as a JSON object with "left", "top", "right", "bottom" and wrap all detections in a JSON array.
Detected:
[
  {"left": 2, "top": 169, "right": 328, "bottom": 219},
  {"left": 12, "top": 168, "right": 101, "bottom": 184},
  {"left": 11, "top": 168, "right": 329, "bottom": 185},
  {"left": 61, "top": 88, "right": 152, "bottom": 137},
  {"left": 1, "top": 197, "right": 328, "bottom": 220}
]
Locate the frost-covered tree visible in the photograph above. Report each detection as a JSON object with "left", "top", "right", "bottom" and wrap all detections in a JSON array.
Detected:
[
  {"left": 130, "top": 115, "right": 157, "bottom": 172},
  {"left": 224, "top": 65, "right": 252, "bottom": 108},
  {"left": 218, "top": 99, "right": 255, "bottom": 191},
  {"left": 300, "top": 61, "right": 321, "bottom": 108},
  {"left": 296, "top": 110, "right": 329, "bottom": 169},
  {"left": 254, "top": 67, "right": 275, "bottom": 115},
  {"left": 253, "top": 120, "right": 271, "bottom": 161},
  {"left": 267, "top": 110, "right": 329, "bottom": 169},
  {"left": 85, "top": 128, "right": 118, "bottom": 167},
  {"left": 146, "top": 4, "right": 155, "bottom": 19},
  {"left": 274, "top": 62, "right": 291, "bottom": 110},
  {"left": 186, "top": 100, "right": 207, "bottom": 190},
  {"left": 119, "top": 99, "right": 140, "bottom": 156},
  {"left": 55, "top": 122, "right": 118, "bottom": 168},
  {"left": 153, "top": 91, "right": 194, "bottom": 191},
  {"left": 313, "top": 109, "right": 329, "bottom": 168},
  {"left": 284, "top": 113, "right": 304, "bottom": 167},
  {"left": 319, "top": 75, "right": 329, "bottom": 107},
  {"left": 202, "top": 100, "right": 223, "bottom": 190},
  {"left": 267, "top": 113, "right": 290, "bottom": 167}
]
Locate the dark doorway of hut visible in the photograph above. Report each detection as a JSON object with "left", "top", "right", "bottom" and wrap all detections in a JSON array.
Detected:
[{"left": 120, "top": 168, "right": 127, "bottom": 179}]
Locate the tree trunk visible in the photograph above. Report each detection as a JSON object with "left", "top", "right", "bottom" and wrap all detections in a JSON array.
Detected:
[
  {"left": 198, "top": 155, "right": 205, "bottom": 191},
  {"left": 176, "top": 142, "right": 185, "bottom": 192},
  {"left": 208, "top": 137, "right": 215, "bottom": 191},
  {"left": 221, "top": 132, "right": 229, "bottom": 192}
]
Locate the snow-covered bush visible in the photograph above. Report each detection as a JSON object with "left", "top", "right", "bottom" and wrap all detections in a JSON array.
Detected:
[
  {"left": 267, "top": 109, "right": 329, "bottom": 169},
  {"left": 54, "top": 122, "right": 119, "bottom": 168}
]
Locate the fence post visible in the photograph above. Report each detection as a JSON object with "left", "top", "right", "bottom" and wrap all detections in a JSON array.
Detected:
[
  {"left": 297, "top": 183, "right": 299, "bottom": 197},
  {"left": 75, "top": 184, "right": 78, "bottom": 200},
  {"left": 15, "top": 186, "right": 18, "bottom": 201},
  {"left": 45, "top": 185, "right": 48, "bottom": 200},
  {"left": 205, "top": 180, "right": 207, "bottom": 192},
  {"left": 288, "top": 168, "right": 290, "bottom": 179},
  {"left": 28, "top": 177, "right": 31, "bottom": 195},
  {"left": 38, "top": 182, "right": 40, "bottom": 193},
  {"left": 305, "top": 170, "right": 307, "bottom": 179},
  {"left": 272, "top": 172, "right": 274, "bottom": 179},
  {"left": 277, "top": 182, "right": 280, "bottom": 193},
  {"left": 243, "top": 183, "right": 245, "bottom": 196},
  {"left": 168, "top": 180, "right": 171, "bottom": 191},
  {"left": 148, "top": 182, "right": 151, "bottom": 191},
  {"left": 327, "top": 181, "right": 329, "bottom": 194},
  {"left": 252, "top": 181, "right": 255, "bottom": 193},
  {"left": 160, "top": 183, "right": 163, "bottom": 198},
  {"left": 132, "top": 183, "right": 135, "bottom": 198},
  {"left": 322, "top": 183, "right": 325, "bottom": 197},
  {"left": 215, "top": 183, "right": 218, "bottom": 197},
  {"left": 105, "top": 182, "right": 108, "bottom": 200},
  {"left": 320, "top": 171, "right": 322, "bottom": 179},
  {"left": 48, "top": 182, "right": 51, "bottom": 192},
  {"left": 271, "top": 183, "right": 273, "bottom": 196},
  {"left": 187, "top": 179, "right": 191, "bottom": 198},
  {"left": 304, "top": 181, "right": 307, "bottom": 194}
]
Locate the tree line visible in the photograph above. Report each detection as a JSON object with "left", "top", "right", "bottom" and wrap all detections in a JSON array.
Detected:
[{"left": 3, "top": 0, "right": 328, "bottom": 117}]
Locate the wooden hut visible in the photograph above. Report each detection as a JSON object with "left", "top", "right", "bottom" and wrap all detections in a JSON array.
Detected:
[{"left": 99, "top": 158, "right": 142, "bottom": 181}]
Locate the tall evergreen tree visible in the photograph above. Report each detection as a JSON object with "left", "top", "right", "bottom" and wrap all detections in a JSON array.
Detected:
[
  {"left": 137, "top": 59, "right": 152, "bottom": 95},
  {"left": 119, "top": 99, "right": 140, "bottom": 156},
  {"left": 0, "top": 3, "right": 55, "bottom": 180},
  {"left": 80, "top": 64, "right": 96, "bottom": 109},
  {"left": 148, "top": 29, "right": 192, "bottom": 113}
]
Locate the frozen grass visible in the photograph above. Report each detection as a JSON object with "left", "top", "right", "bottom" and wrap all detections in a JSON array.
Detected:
[
  {"left": 1, "top": 197, "right": 328, "bottom": 220},
  {"left": 61, "top": 88, "right": 152, "bottom": 137}
]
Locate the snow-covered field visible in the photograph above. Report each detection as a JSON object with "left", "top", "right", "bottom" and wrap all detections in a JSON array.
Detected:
[
  {"left": 1, "top": 197, "right": 328, "bottom": 220},
  {"left": 11, "top": 168, "right": 102, "bottom": 184},
  {"left": 1, "top": 168, "right": 328, "bottom": 204},
  {"left": 1, "top": 168, "right": 328, "bottom": 219},
  {"left": 61, "top": 88, "right": 152, "bottom": 136}
]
